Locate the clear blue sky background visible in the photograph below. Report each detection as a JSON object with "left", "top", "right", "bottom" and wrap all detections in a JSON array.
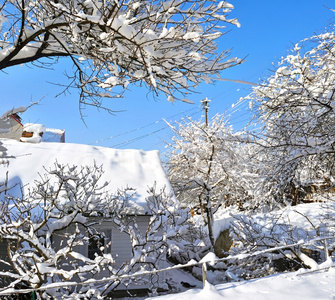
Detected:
[{"left": 1, "top": 1, "right": 334, "bottom": 155}]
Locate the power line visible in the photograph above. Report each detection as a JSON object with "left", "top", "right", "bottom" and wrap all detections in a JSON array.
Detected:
[
  {"left": 90, "top": 106, "right": 200, "bottom": 145},
  {"left": 110, "top": 127, "right": 167, "bottom": 148},
  {"left": 89, "top": 92, "right": 254, "bottom": 151},
  {"left": 110, "top": 109, "right": 202, "bottom": 149},
  {"left": 212, "top": 78, "right": 257, "bottom": 85}
]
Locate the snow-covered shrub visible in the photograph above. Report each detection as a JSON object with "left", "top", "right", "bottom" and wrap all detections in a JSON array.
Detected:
[
  {"left": 227, "top": 203, "right": 335, "bottom": 280},
  {"left": 111, "top": 185, "right": 191, "bottom": 292},
  {"left": 0, "top": 163, "right": 125, "bottom": 298}
]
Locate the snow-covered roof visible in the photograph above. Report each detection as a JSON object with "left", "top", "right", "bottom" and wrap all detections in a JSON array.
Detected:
[
  {"left": 0, "top": 106, "right": 26, "bottom": 120},
  {"left": 0, "top": 139, "right": 173, "bottom": 212},
  {"left": 42, "top": 128, "right": 65, "bottom": 143}
]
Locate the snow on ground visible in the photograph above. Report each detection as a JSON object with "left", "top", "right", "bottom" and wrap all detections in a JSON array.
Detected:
[
  {"left": 148, "top": 202, "right": 335, "bottom": 299},
  {"left": 148, "top": 267, "right": 335, "bottom": 300}
]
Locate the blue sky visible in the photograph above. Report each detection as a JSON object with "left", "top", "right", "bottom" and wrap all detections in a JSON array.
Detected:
[{"left": 1, "top": 1, "right": 334, "bottom": 154}]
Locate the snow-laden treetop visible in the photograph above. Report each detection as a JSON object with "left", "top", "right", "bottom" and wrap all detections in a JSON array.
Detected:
[{"left": 0, "top": 0, "right": 242, "bottom": 107}]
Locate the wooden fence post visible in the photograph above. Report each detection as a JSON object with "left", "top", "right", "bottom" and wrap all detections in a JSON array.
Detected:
[
  {"left": 323, "top": 238, "right": 329, "bottom": 260},
  {"left": 202, "top": 262, "right": 207, "bottom": 288}
]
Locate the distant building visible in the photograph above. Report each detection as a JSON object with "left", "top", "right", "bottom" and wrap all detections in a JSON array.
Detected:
[
  {"left": 0, "top": 108, "right": 25, "bottom": 141},
  {"left": 0, "top": 107, "right": 65, "bottom": 143}
]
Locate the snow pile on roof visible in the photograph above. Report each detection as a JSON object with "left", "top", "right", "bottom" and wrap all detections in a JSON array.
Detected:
[
  {"left": 21, "top": 123, "right": 46, "bottom": 143},
  {"left": 0, "top": 139, "right": 172, "bottom": 211}
]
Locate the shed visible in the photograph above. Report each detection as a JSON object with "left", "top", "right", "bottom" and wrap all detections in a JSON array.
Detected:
[{"left": 0, "top": 139, "right": 173, "bottom": 292}]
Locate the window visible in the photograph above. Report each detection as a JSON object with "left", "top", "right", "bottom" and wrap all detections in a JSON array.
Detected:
[
  {"left": 87, "top": 230, "right": 111, "bottom": 259},
  {"left": 88, "top": 235, "right": 104, "bottom": 260}
]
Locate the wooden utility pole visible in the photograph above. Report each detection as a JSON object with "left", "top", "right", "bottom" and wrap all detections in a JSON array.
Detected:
[{"left": 201, "top": 98, "right": 210, "bottom": 126}]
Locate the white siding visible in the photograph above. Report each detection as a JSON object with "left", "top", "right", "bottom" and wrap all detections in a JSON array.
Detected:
[
  {"left": 0, "top": 216, "right": 165, "bottom": 290},
  {"left": 94, "top": 217, "right": 150, "bottom": 268},
  {"left": 89, "top": 216, "right": 167, "bottom": 290}
]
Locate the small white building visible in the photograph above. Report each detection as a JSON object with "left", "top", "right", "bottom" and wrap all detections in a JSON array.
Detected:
[{"left": 0, "top": 139, "right": 174, "bottom": 294}]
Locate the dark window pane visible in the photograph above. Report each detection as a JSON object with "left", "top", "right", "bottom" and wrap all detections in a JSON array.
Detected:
[{"left": 88, "top": 236, "right": 104, "bottom": 260}]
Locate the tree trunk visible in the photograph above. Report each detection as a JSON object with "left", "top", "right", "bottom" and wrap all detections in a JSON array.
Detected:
[{"left": 205, "top": 190, "right": 215, "bottom": 249}]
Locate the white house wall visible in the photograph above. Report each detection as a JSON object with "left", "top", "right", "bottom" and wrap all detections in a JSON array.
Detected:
[{"left": 51, "top": 215, "right": 166, "bottom": 291}]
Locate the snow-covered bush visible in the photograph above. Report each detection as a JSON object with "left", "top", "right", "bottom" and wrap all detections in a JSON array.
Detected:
[
  {"left": 111, "top": 184, "right": 191, "bottom": 292},
  {"left": 227, "top": 202, "right": 335, "bottom": 280},
  {"left": 0, "top": 163, "right": 125, "bottom": 298}
]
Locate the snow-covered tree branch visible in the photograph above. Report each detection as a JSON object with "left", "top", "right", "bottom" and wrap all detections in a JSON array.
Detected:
[
  {"left": 111, "top": 185, "right": 191, "bottom": 291},
  {"left": 228, "top": 203, "right": 335, "bottom": 280},
  {"left": 0, "top": 158, "right": 197, "bottom": 299},
  {"left": 0, "top": 0, "right": 242, "bottom": 108}
]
